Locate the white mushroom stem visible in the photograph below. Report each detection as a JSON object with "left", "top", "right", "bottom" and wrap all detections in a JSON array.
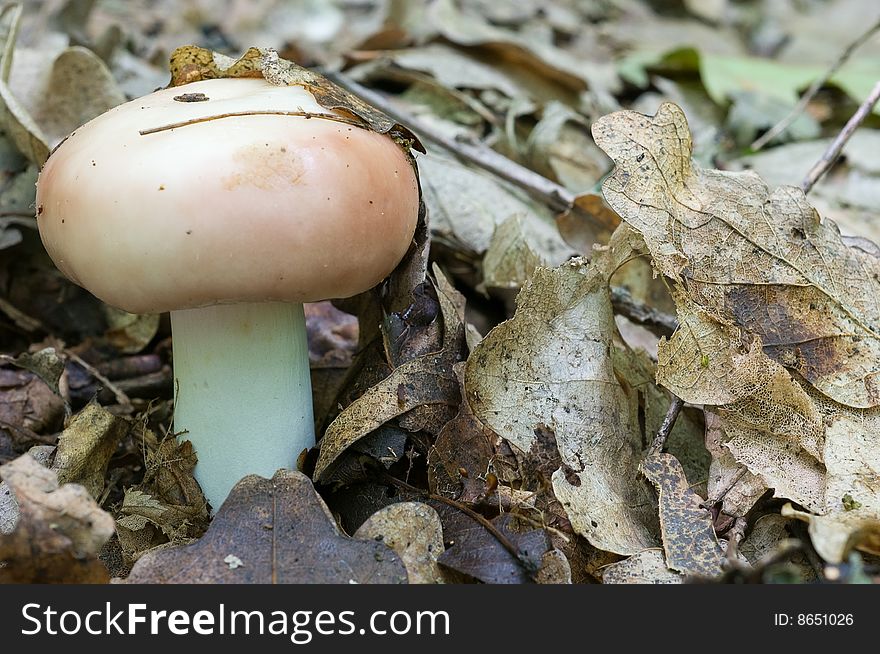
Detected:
[{"left": 170, "top": 302, "right": 314, "bottom": 511}]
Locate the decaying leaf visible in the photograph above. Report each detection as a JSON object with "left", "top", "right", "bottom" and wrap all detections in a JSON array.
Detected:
[
  {"left": 594, "top": 102, "right": 880, "bottom": 564},
  {"left": 53, "top": 402, "right": 128, "bottom": 498},
  {"left": 466, "top": 226, "right": 660, "bottom": 555},
  {"left": 641, "top": 450, "right": 723, "bottom": 577},
  {"left": 315, "top": 267, "right": 465, "bottom": 482},
  {"left": 115, "top": 433, "right": 209, "bottom": 561},
  {"left": 601, "top": 549, "right": 683, "bottom": 584},
  {"left": 0, "top": 453, "right": 114, "bottom": 582},
  {"left": 124, "top": 470, "right": 407, "bottom": 583},
  {"left": 354, "top": 501, "right": 445, "bottom": 584},
  {"left": 593, "top": 101, "right": 880, "bottom": 410},
  {"left": 0, "top": 346, "right": 65, "bottom": 395},
  {"left": 434, "top": 506, "right": 549, "bottom": 584},
  {"left": 167, "top": 45, "right": 422, "bottom": 150}
]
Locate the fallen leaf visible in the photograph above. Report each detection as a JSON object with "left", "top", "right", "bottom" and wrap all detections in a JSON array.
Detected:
[
  {"left": 593, "top": 101, "right": 880, "bottom": 409},
  {"left": 0, "top": 453, "right": 114, "bottom": 582},
  {"left": 124, "top": 470, "right": 407, "bottom": 583},
  {"left": 601, "top": 549, "right": 683, "bottom": 584},
  {"left": 354, "top": 502, "right": 445, "bottom": 584},
  {"left": 315, "top": 268, "right": 465, "bottom": 482},
  {"left": 435, "top": 507, "right": 548, "bottom": 584},
  {"left": 115, "top": 434, "right": 209, "bottom": 562},
  {"left": 641, "top": 451, "right": 724, "bottom": 577},
  {"left": 466, "top": 227, "right": 660, "bottom": 554}
]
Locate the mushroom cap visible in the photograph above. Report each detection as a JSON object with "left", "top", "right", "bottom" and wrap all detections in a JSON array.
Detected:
[{"left": 36, "top": 78, "right": 420, "bottom": 314}]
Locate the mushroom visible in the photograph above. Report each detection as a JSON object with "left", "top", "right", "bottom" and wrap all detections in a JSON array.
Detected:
[{"left": 35, "top": 77, "right": 420, "bottom": 510}]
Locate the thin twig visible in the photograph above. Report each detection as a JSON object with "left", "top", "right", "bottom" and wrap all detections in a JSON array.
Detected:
[
  {"left": 381, "top": 471, "right": 540, "bottom": 578},
  {"left": 325, "top": 71, "right": 583, "bottom": 218},
  {"left": 610, "top": 286, "right": 679, "bottom": 337},
  {"left": 752, "top": 18, "right": 880, "bottom": 151},
  {"left": 65, "top": 349, "right": 133, "bottom": 410},
  {"left": 139, "top": 109, "right": 364, "bottom": 135},
  {"left": 801, "top": 79, "right": 880, "bottom": 194},
  {"left": 648, "top": 395, "right": 684, "bottom": 455}
]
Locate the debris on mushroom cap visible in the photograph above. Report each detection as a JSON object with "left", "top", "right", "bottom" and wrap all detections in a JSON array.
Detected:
[
  {"left": 34, "top": 75, "right": 421, "bottom": 315},
  {"left": 168, "top": 46, "right": 424, "bottom": 154}
]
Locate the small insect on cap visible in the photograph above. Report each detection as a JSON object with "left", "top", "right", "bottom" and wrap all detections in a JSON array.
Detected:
[{"left": 35, "top": 77, "right": 420, "bottom": 314}]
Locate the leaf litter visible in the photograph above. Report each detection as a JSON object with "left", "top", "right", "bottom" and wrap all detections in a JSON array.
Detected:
[{"left": 1, "top": 0, "right": 880, "bottom": 584}]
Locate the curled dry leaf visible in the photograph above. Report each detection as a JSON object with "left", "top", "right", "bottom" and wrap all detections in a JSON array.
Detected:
[
  {"left": 315, "top": 267, "right": 465, "bottom": 482},
  {"left": 167, "top": 46, "right": 422, "bottom": 150},
  {"left": 115, "top": 434, "right": 209, "bottom": 561},
  {"left": 124, "top": 470, "right": 407, "bottom": 584},
  {"left": 0, "top": 453, "right": 114, "bottom": 583},
  {"left": 465, "top": 226, "right": 660, "bottom": 555},
  {"left": 354, "top": 501, "right": 445, "bottom": 584},
  {"left": 594, "top": 102, "right": 880, "bottom": 563},
  {"left": 593, "top": 101, "right": 880, "bottom": 410}
]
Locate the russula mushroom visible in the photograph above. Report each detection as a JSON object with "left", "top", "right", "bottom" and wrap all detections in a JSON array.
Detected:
[{"left": 35, "top": 77, "right": 420, "bottom": 510}]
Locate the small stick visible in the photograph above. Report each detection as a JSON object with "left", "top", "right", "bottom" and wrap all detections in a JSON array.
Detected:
[
  {"left": 139, "top": 110, "right": 364, "bottom": 135},
  {"left": 381, "top": 471, "right": 540, "bottom": 577},
  {"left": 65, "top": 349, "right": 133, "bottom": 410},
  {"left": 648, "top": 395, "right": 684, "bottom": 454},
  {"left": 610, "top": 286, "right": 678, "bottom": 337},
  {"left": 752, "top": 18, "right": 880, "bottom": 151},
  {"left": 325, "top": 71, "right": 581, "bottom": 218},
  {"left": 801, "top": 79, "right": 880, "bottom": 194}
]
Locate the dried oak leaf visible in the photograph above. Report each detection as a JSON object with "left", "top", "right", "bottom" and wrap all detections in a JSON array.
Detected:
[
  {"left": 641, "top": 451, "right": 724, "bottom": 577},
  {"left": 465, "top": 226, "right": 660, "bottom": 555},
  {"left": 0, "top": 453, "right": 114, "bottom": 583},
  {"left": 167, "top": 46, "right": 422, "bottom": 151},
  {"left": 124, "top": 470, "right": 406, "bottom": 583},
  {"left": 354, "top": 502, "right": 445, "bottom": 584},
  {"left": 593, "top": 101, "right": 880, "bottom": 409}
]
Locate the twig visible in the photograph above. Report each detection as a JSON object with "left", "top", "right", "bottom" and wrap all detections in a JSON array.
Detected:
[
  {"left": 648, "top": 395, "right": 684, "bottom": 454},
  {"left": 801, "top": 79, "right": 880, "bottom": 194},
  {"left": 65, "top": 349, "right": 133, "bottom": 410},
  {"left": 752, "top": 18, "right": 880, "bottom": 151},
  {"left": 610, "top": 286, "right": 678, "bottom": 337},
  {"left": 325, "top": 71, "right": 581, "bottom": 218},
  {"left": 139, "top": 110, "right": 364, "bottom": 135},
  {"left": 380, "top": 471, "right": 540, "bottom": 578}
]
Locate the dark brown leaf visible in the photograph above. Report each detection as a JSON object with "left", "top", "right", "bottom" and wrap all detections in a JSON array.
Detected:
[{"left": 124, "top": 470, "right": 407, "bottom": 583}]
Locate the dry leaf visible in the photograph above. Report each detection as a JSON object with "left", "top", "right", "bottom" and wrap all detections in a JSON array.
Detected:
[
  {"left": 641, "top": 451, "right": 723, "bottom": 577},
  {"left": 115, "top": 434, "right": 209, "bottom": 561},
  {"left": 593, "top": 101, "right": 880, "bottom": 410},
  {"left": 354, "top": 502, "right": 445, "bottom": 584},
  {"left": 602, "top": 549, "right": 683, "bottom": 584},
  {"left": 124, "top": 470, "right": 407, "bottom": 583},
  {"left": 0, "top": 453, "right": 114, "bottom": 583},
  {"left": 315, "top": 268, "right": 465, "bottom": 482},
  {"left": 434, "top": 507, "right": 548, "bottom": 584},
  {"left": 466, "top": 226, "right": 660, "bottom": 554}
]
